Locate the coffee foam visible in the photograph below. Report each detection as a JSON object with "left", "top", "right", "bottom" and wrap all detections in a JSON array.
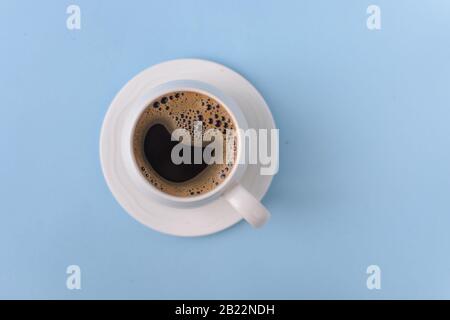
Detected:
[{"left": 132, "top": 91, "right": 237, "bottom": 197}]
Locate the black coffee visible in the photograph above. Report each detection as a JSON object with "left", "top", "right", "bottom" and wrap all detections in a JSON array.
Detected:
[
  {"left": 143, "top": 124, "right": 208, "bottom": 183},
  {"left": 132, "top": 91, "right": 236, "bottom": 197}
]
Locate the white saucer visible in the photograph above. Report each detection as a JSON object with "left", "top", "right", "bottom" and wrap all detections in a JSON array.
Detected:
[{"left": 100, "top": 59, "right": 276, "bottom": 237}]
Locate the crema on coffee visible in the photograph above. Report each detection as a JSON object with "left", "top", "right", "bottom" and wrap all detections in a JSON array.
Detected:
[{"left": 132, "top": 91, "right": 237, "bottom": 197}]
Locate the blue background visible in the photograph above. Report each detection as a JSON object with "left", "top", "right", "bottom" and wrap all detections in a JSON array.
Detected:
[{"left": 1, "top": 0, "right": 449, "bottom": 299}]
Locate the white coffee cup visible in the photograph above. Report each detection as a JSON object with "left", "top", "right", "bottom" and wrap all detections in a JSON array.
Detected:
[{"left": 119, "top": 79, "right": 270, "bottom": 228}]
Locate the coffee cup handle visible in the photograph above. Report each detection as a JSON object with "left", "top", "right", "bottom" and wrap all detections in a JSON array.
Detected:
[{"left": 222, "top": 184, "right": 270, "bottom": 228}]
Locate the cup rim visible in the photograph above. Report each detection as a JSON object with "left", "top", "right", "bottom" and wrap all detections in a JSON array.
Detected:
[{"left": 127, "top": 80, "right": 248, "bottom": 206}]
